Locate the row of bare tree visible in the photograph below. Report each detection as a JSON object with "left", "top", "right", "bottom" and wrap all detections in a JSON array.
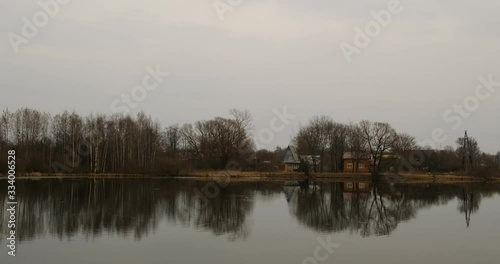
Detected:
[
  {"left": 0, "top": 108, "right": 163, "bottom": 174},
  {"left": 0, "top": 108, "right": 255, "bottom": 174},
  {"left": 293, "top": 116, "right": 417, "bottom": 175},
  {"left": 180, "top": 109, "right": 254, "bottom": 170},
  {"left": 293, "top": 116, "right": 499, "bottom": 177},
  {"left": 1, "top": 108, "right": 497, "bottom": 176}
]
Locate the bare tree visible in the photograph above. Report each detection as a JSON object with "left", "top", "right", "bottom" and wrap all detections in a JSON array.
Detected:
[
  {"left": 165, "top": 125, "right": 181, "bottom": 152},
  {"left": 294, "top": 116, "right": 332, "bottom": 172},
  {"left": 392, "top": 133, "right": 417, "bottom": 172},
  {"left": 0, "top": 109, "right": 12, "bottom": 151},
  {"left": 456, "top": 136, "right": 481, "bottom": 173},
  {"left": 181, "top": 110, "right": 254, "bottom": 170},
  {"left": 359, "top": 120, "right": 398, "bottom": 176},
  {"left": 345, "top": 123, "right": 368, "bottom": 173},
  {"left": 327, "top": 122, "right": 347, "bottom": 172}
]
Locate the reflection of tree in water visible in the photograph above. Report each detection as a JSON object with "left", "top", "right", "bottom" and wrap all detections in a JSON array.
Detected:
[
  {"left": 176, "top": 185, "right": 256, "bottom": 241},
  {"left": 1, "top": 180, "right": 499, "bottom": 243},
  {"left": 3, "top": 179, "right": 161, "bottom": 242},
  {"left": 287, "top": 182, "right": 416, "bottom": 236},
  {"left": 163, "top": 182, "right": 282, "bottom": 240},
  {"left": 287, "top": 181, "right": 500, "bottom": 237},
  {"left": 0, "top": 179, "right": 281, "bottom": 243},
  {"left": 287, "top": 183, "right": 350, "bottom": 233},
  {"left": 360, "top": 184, "right": 417, "bottom": 237},
  {"left": 201, "top": 193, "right": 253, "bottom": 240}
]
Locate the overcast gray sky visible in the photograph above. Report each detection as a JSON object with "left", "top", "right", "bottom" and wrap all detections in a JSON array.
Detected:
[{"left": 1, "top": 0, "right": 499, "bottom": 152}]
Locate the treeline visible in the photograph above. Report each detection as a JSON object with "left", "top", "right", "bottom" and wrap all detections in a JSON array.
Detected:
[
  {"left": 294, "top": 116, "right": 499, "bottom": 177},
  {"left": 0, "top": 108, "right": 257, "bottom": 175},
  {"left": 1, "top": 108, "right": 498, "bottom": 176}
]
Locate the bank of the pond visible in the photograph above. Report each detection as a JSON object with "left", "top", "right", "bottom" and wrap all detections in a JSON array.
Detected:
[
  {"left": 2, "top": 171, "right": 499, "bottom": 184},
  {"left": 184, "top": 171, "right": 499, "bottom": 184}
]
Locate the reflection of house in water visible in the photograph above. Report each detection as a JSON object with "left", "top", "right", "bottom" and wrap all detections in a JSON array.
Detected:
[
  {"left": 343, "top": 182, "right": 371, "bottom": 200},
  {"left": 283, "top": 181, "right": 371, "bottom": 202},
  {"left": 282, "top": 181, "right": 318, "bottom": 202},
  {"left": 300, "top": 155, "right": 321, "bottom": 172},
  {"left": 283, "top": 186, "right": 300, "bottom": 202},
  {"left": 344, "top": 182, "right": 370, "bottom": 192}
]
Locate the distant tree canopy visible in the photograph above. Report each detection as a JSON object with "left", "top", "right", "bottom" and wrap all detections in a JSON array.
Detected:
[
  {"left": 181, "top": 109, "right": 254, "bottom": 170},
  {"left": 292, "top": 116, "right": 499, "bottom": 177},
  {"left": 1, "top": 108, "right": 498, "bottom": 177},
  {"left": 293, "top": 117, "right": 417, "bottom": 175},
  {"left": 0, "top": 108, "right": 255, "bottom": 175}
]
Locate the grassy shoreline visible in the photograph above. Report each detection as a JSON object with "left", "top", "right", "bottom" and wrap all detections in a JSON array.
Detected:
[{"left": 2, "top": 171, "right": 499, "bottom": 184}]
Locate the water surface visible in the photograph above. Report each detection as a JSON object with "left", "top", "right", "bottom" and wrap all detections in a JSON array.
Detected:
[{"left": 1, "top": 178, "right": 499, "bottom": 264}]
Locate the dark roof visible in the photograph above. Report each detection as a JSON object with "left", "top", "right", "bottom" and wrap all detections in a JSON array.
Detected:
[
  {"left": 343, "top": 152, "right": 371, "bottom": 160},
  {"left": 284, "top": 145, "right": 300, "bottom": 163}
]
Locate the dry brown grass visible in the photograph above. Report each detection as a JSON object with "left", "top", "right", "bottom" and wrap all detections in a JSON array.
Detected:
[{"left": 5, "top": 170, "right": 499, "bottom": 184}]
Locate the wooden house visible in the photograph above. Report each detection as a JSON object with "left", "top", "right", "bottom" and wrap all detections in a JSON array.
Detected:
[
  {"left": 283, "top": 146, "right": 300, "bottom": 172},
  {"left": 343, "top": 152, "right": 372, "bottom": 173},
  {"left": 283, "top": 145, "right": 321, "bottom": 172}
]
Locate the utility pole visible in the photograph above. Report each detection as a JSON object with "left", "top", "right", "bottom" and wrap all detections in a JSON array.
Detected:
[{"left": 462, "top": 130, "right": 469, "bottom": 172}]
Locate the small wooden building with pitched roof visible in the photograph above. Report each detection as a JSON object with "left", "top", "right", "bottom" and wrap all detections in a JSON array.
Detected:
[{"left": 283, "top": 146, "right": 300, "bottom": 172}]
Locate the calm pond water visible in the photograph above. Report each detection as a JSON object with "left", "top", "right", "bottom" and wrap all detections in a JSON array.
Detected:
[{"left": 1, "top": 178, "right": 500, "bottom": 264}]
